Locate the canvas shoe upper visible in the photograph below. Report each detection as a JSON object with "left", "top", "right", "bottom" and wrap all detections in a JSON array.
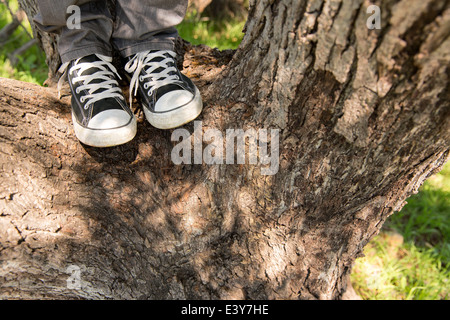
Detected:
[
  {"left": 61, "top": 54, "right": 137, "bottom": 147},
  {"left": 124, "top": 50, "right": 202, "bottom": 129}
]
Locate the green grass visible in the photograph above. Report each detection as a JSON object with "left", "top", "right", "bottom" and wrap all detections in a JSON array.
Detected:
[
  {"left": 0, "top": 1, "right": 48, "bottom": 85},
  {"left": 352, "top": 162, "right": 450, "bottom": 300},
  {"left": 387, "top": 164, "right": 450, "bottom": 263},
  {"left": 352, "top": 232, "right": 449, "bottom": 300},
  {"left": 176, "top": 10, "right": 246, "bottom": 50}
]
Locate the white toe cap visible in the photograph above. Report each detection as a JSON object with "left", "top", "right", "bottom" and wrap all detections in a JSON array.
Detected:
[
  {"left": 155, "top": 90, "right": 193, "bottom": 112},
  {"left": 88, "top": 110, "right": 132, "bottom": 129}
]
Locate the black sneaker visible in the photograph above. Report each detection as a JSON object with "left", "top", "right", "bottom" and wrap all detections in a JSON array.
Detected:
[
  {"left": 124, "top": 50, "right": 202, "bottom": 129},
  {"left": 60, "top": 54, "right": 137, "bottom": 147}
]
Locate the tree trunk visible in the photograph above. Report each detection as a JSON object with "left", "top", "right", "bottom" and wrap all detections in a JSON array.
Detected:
[{"left": 1, "top": 0, "right": 449, "bottom": 300}]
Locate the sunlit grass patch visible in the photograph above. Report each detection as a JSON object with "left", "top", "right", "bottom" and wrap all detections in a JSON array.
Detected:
[
  {"left": 176, "top": 10, "right": 246, "bottom": 50},
  {"left": 352, "top": 232, "right": 449, "bottom": 300},
  {"left": 352, "top": 162, "right": 450, "bottom": 300}
]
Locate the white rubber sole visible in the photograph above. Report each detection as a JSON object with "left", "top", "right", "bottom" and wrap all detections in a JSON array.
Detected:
[
  {"left": 72, "top": 113, "right": 137, "bottom": 147},
  {"left": 143, "top": 86, "right": 203, "bottom": 129}
]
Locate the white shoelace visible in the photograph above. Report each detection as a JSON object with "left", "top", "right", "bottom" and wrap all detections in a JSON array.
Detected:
[
  {"left": 57, "top": 54, "right": 124, "bottom": 109},
  {"left": 124, "top": 50, "right": 183, "bottom": 107}
]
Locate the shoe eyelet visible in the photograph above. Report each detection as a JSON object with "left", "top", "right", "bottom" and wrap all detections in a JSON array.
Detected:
[
  {"left": 80, "top": 97, "right": 86, "bottom": 103},
  {"left": 139, "top": 76, "right": 144, "bottom": 82},
  {"left": 144, "top": 83, "right": 149, "bottom": 89},
  {"left": 76, "top": 88, "right": 81, "bottom": 94}
]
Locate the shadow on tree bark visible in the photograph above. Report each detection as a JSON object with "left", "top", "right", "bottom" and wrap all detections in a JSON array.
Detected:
[{"left": 1, "top": 0, "right": 449, "bottom": 300}]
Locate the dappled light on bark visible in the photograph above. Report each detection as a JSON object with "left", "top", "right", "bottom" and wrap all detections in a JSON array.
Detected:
[{"left": 1, "top": 0, "right": 449, "bottom": 300}]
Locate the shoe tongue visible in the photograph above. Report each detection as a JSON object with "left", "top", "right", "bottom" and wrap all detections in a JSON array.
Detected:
[
  {"left": 74, "top": 54, "right": 110, "bottom": 76},
  {"left": 144, "top": 51, "right": 175, "bottom": 74},
  {"left": 76, "top": 54, "right": 103, "bottom": 66},
  {"left": 73, "top": 54, "right": 115, "bottom": 94},
  {"left": 141, "top": 52, "right": 182, "bottom": 97}
]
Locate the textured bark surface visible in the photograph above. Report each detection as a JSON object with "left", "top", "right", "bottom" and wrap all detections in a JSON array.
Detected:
[{"left": 1, "top": 0, "right": 449, "bottom": 300}]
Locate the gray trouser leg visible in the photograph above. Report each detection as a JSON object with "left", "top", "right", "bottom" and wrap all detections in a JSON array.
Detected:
[
  {"left": 34, "top": 1, "right": 113, "bottom": 63},
  {"left": 33, "top": 0, "right": 188, "bottom": 63},
  {"left": 112, "top": 0, "right": 188, "bottom": 58}
]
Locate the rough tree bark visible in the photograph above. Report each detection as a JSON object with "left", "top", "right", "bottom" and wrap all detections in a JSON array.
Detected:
[{"left": 1, "top": 0, "right": 449, "bottom": 300}]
